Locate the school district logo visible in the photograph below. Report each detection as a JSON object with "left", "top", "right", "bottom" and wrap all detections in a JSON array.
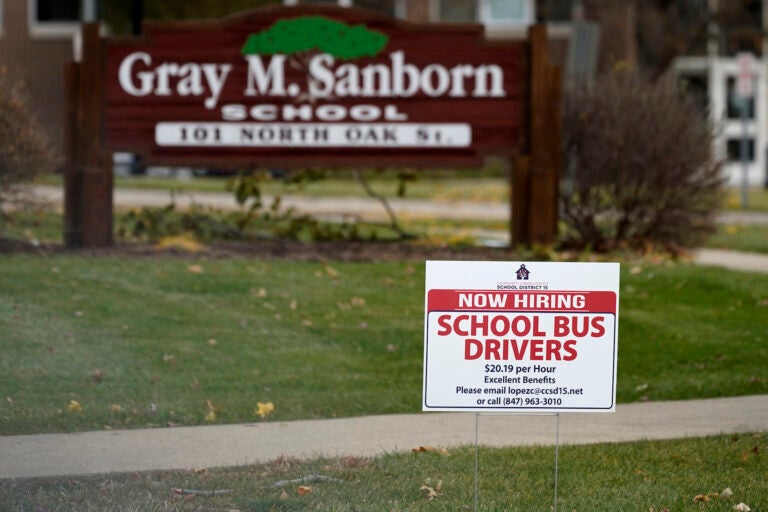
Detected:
[{"left": 497, "top": 264, "right": 548, "bottom": 290}]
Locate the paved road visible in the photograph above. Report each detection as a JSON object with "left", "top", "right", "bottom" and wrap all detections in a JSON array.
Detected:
[{"left": 2, "top": 395, "right": 767, "bottom": 479}]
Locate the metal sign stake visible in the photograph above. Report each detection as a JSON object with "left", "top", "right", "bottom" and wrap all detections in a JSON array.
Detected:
[{"left": 473, "top": 413, "right": 561, "bottom": 512}]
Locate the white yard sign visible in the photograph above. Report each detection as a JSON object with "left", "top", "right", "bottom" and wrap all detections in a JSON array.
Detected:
[{"left": 423, "top": 261, "right": 620, "bottom": 413}]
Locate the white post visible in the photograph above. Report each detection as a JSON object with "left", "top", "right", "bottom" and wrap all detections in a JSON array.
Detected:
[
  {"left": 763, "top": 0, "right": 768, "bottom": 188},
  {"left": 736, "top": 52, "right": 754, "bottom": 208}
]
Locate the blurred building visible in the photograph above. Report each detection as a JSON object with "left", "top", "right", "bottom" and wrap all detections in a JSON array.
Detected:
[
  {"left": 0, "top": 0, "right": 631, "bottom": 169},
  {"left": 673, "top": 0, "right": 768, "bottom": 187},
  {"left": 0, "top": 0, "right": 96, "bottom": 161}
]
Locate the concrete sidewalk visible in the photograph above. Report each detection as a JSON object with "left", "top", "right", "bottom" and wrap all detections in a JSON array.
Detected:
[{"left": 2, "top": 395, "right": 767, "bottom": 479}]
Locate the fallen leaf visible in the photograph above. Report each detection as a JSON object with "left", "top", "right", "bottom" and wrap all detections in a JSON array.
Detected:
[
  {"left": 279, "top": 490, "right": 289, "bottom": 499},
  {"left": 340, "top": 456, "right": 369, "bottom": 468},
  {"left": 297, "top": 485, "right": 312, "bottom": 496},
  {"left": 110, "top": 404, "right": 123, "bottom": 413},
  {"left": 67, "top": 400, "right": 83, "bottom": 413},
  {"left": 155, "top": 235, "right": 205, "bottom": 253},
  {"left": 350, "top": 297, "right": 366, "bottom": 307},
  {"left": 290, "top": 299, "right": 298, "bottom": 310},
  {"left": 721, "top": 487, "right": 734, "bottom": 499},
  {"left": 255, "top": 401, "right": 275, "bottom": 419},
  {"left": 207, "top": 338, "right": 218, "bottom": 346},
  {"left": 324, "top": 266, "right": 339, "bottom": 278},
  {"left": 693, "top": 494, "right": 710, "bottom": 503},
  {"left": 187, "top": 264, "right": 203, "bottom": 274},
  {"left": 191, "top": 466, "right": 207, "bottom": 474},
  {"left": 734, "top": 504, "right": 751, "bottom": 512},
  {"left": 412, "top": 446, "right": 449, "bottom": 455},
  {"left": 91, "top": 368, "right": 103, "bottom": 383},
  {"left": 420, "top": 484, "right": 441, "bottom": 500},
  {"left": 205, "top": 400, "right": 218, "bottom": 422}
]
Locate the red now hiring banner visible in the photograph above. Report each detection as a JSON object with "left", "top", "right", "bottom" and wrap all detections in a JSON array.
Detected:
[{"left": 423, "top": 261, "right": 620, "bottom": 413}]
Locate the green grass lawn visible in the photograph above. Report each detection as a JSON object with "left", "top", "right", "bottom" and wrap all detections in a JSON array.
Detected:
[
  {"left": 1, "top": 434, "right": 764, "bottom": 511},
  {"left": 706, "top": 223, "right": 768, "bottom": 253},
  {"left": 2, "top": 203, "right": 767, "bottom": 510},
  {"left": 1, "top": 254, "right": 766, "bottom": 436}
]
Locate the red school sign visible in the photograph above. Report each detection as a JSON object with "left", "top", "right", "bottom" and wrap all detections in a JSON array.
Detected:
[
  {"left": 65, "top": 4, "right": 561, "bottom": 249},
  {"left": 102, "top": 4, "right": 524, "bottom": 168}
]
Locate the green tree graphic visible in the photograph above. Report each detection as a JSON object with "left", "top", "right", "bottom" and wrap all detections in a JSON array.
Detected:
[{"left": 241, "top": 16, "right": 388, "bottom": 60}]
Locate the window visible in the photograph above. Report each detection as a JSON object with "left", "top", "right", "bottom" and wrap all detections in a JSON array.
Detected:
[
  {"left": 480, "top": 0, "right": 533, "bottom": 26},
  {"left": 36, "top": 0, "right": 79, "bottom": 22},
  {"left": 29, "top": 0, "right": 95, "bottom": 37},
  {"left": 437, "top": 0, "right": 533, "bottom": 27},
  {"left": 678, "top": 73, "right": 709, "bottom": 116},
  {"left": 726, "top": 76, "right": 756, "bottom": 119},
  {"left": 539, "top": 0, "right": 572, "bottom": 22},
  {"left": 726, "top": 138, "right": 755, "bottom": 162}
]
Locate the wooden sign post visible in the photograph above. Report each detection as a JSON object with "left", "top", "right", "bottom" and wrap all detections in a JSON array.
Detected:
[{"left": 64, "top": 5, "right": 560, "bottom": 248}]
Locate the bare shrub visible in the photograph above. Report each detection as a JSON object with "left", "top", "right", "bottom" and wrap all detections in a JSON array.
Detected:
[
  {"left": 560, "top": 71, "right": 724, "bottom": 253},
  {"left": 0, "top": 68, "right": 57, "bottom": 219}
]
